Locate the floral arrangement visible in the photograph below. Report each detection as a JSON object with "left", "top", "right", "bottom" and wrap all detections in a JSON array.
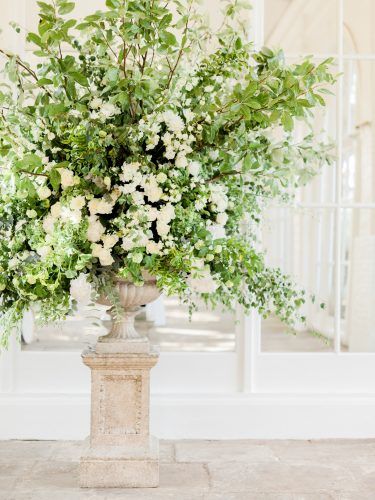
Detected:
[{"left": 0, "top": 0, "right": 334, "bottom": 346}]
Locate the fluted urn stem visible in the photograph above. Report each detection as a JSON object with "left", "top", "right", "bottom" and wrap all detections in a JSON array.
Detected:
[{"left": 107, "top": 306, "right": 142, "bottom": 340}]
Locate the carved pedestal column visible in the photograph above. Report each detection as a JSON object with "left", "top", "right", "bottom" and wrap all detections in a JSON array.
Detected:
[{"left": 79, "top": 342, "right": 159, "bottom": 488}]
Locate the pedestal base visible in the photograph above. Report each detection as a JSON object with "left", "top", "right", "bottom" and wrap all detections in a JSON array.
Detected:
[
  {"left": 80, "top": 437, "right": 159, "bottom": 488},
  {"left": 79, "top": 346, "right": 160, "bottom": 488}
]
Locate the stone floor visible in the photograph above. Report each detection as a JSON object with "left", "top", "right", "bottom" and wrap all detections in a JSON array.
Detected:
[{"left": 1, "top": 440, "right": 375, "bottom": 499}]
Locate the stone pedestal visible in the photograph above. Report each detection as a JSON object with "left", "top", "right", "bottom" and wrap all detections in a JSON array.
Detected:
[{"left": 79, "top": 341, "right": 159, "bottom": 488}]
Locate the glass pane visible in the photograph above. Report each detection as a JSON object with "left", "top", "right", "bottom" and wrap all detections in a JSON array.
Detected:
[
  {"left": 342, "top": 60, "right": 375, "bottom": 203},
  {"left": 261, "top": 207, "right": 335, "bottom": 352},
  {"left": 265, "top": 0, "right": 338, "bottom": 55},
  {"left": 147, "top": 297, "right": 236, "bottom": 352},
  {"left": 341, "top": 208, "right": 375, "bottom": 352},
  {"left": 344, "top": 0, "right": 375, "bottom": 54}
]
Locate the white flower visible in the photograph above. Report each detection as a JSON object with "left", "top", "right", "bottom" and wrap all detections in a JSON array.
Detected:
[
  {"left": 132, "top": 191, "right": 145, "bottom": 205},
  {"left": 61, "top": 207, "right": 81, "bottom": 225},
  {"left": 144, "top": 178, "right": 163, "bottom": 203},
  {"left": 156, "top": 220, "right": 170, "bottom": 237},
  {"left": 158, "top": 203, "right": 175, "bottom": 224},
  {"left": 36, "top": 245, "right": 51, "bottom": 259},
  {"left": 102, "top": 234, "right": 119, "bottom": 249},
  {"left": 100, "top": 102, "right": 119, "bottom": 119},
  {"left": 165, "top": 147, "right": 176, "bottom": 160},
  {"left": 120, "top": 162, "right": 140, "bottom": 182},
  {"left": 146, "top": 206, "right": 158, "bottom": 221},
  {"left": 210, "top": 184, "right": 228, "bottom": 212},
  {"left": 87, "top": 216, "right": 105, "bottom": 243},
  {"left": 183, "top": 109, "right": 195, "bottom": 122},
  {"left": 58, "top": 168, "right": 78, "bottom": 189},
  {"left": 175, "top": 153, "right": 188, "bottom": 169},
  {"left": 90, "top": 97, "right": 103, "bottom": 109},
  {"left": 120, "top": 183, "right": 137, "bottom": 194},
  {"left": 47, "top": 131, "right": 55, "bottom": 141},
  {"left": 121, "top": 238, "right": 135, "bottom": 251},
  {"left": 195, "top": 199, "right": 206, "bottom": 210},
  {"left": 131, "top": 252, "right": 143, "bottom": 263},
  {"left": 88, "top": 198, "right": 114, "bottom": 215},
  {"left": 216, "top": 212, "right": 228, "bottom": 226},
  {"left": 70, "top": 195, "right": 85, "bottom": 211},
  {"left": 192, "top": 258, "right": 205, "bottom": 269},
  {"left": 50, "top": 202, "right": 62, "bottom": 218},
  {"left": 37, "top": 185, "right": 52, "bottom": 200},
  {"left": 43, "top": 215, "right": 55, "bottom": 234},
  {"left": 188, "top": 160, "right": 200, "bottom": 177},
  {"left": 91, "top": 243, "right": 114, "bottom": 266},
  {"left": 162, "top": 110, "right": 185, "bottom": 133},
  {"left": 156, "top": 172, "right": 167, "bottom": 183},
  {"left": 189, "top": 267, "right": 218, "bottom": 293},
  {"left": 70, "top": 273, "right": 92, "bottom": 305},
  {"left": 26, "top": 209, "right": 37, "bottom": 218},
  {"left": 208, "top": 224, "right": 226, "bottom": 240},
  {"left": 146, "top": 240, "right": 162, "bottom": 255}
]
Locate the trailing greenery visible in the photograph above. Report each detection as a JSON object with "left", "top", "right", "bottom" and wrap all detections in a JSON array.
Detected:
[{"left": 0, "top": 0, "right": 335, "bottom": 347}]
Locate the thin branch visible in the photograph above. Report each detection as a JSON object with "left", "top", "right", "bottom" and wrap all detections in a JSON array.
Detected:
[
  {"left": 0, "top": 48, "right": 53, "bottom": 98},
  {"left": 17, "top": 169, "right": 48, "bottom": 178},
  {"left": 165, "top": 0, "right": 193, "bottom": 89}
]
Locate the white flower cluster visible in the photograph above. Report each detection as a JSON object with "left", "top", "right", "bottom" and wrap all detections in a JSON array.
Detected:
[{"left": 89, "top": 98, "right": 121, "bottom": 122}]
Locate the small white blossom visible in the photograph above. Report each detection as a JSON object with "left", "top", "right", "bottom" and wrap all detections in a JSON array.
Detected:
[
  {"left": 90, "top": 97, "right": 103, "bottom": 109},
  {"left": 102, "top": 234, "right": 119, "bottom": 249},
  {"left": 58, "top": 168, "right": 78, "bottom": 189},
  {"left": 88, "top": 198, "right": 114, "bottom": 215},
  {"left": 37, "top": 185, "right": 52, "bottom": 200},
  {"left": 43, "top": 214, "right": 55, "bottom": 234},
  {"left": 87, "top": 216, "right": 105, "bottom": 243},
  {"left": 91, "top": 243, "right": 114, "bottom": 266},
  {"left": 26, "top": 209, "right": 37, "bottom": 218},
  {"left": 36, "top": 245, "right": 51, "bottom": 259},
  {"left": 188, "top": 161, "right": 200, "bottom": 177},
  {"left": 70, "top": 273, "right": 92, "bottom": 305},
  {"left": 70, "top": 195, "right": 86, "bottom": 211}
]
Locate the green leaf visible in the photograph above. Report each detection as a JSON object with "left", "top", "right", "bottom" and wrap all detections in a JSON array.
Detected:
[
  {"left": 246, "top": 99, "right": 262, "bottom": 110},
  {"left": 160, "top": 31, "right": 177, "bottom": 46},
  {"left": 37, "top": 78, "right": 53, "bottom": 86},
  {"left": 69, "top": 72, "right": 88, "bottom": 86},
  {"left": 45, "top": 102, "right": 67, "bottom": 117},
  {"left": 26, "top": 33, "right": 43, "bottom": 48},
  {"left": 106, "top": 0, "right": 120, "bottom": 8},
  {"left": 58, "top": 2, "right": 75, "bottom": 15},
  {"left": 281, "top": 112, "right": 294, "bottom": 131},
  {"left": 15, "top": 154, "right": 42, "bottom": 171},
  {"left": 49, "top": 169, "right": 61, "bottom": 191}
]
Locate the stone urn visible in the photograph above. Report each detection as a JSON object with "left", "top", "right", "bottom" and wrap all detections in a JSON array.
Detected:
[
  {"left": 96, "top": 273, "right": 161, "bottom": 353},
  {"left": 80, "top": 273, "right": 162, "bottom": 488}
]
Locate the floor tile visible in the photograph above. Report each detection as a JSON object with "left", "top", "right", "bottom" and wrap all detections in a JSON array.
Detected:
[{"left": 175, "top": 439, "right": 278, "bottom": 464}]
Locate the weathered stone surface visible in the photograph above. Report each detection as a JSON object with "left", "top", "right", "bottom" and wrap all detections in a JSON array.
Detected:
[
  {"left": 79, "top": 457, "right": 159, "bottom": 488},
  {"left": 79, "top": 346, "right": 160, "bottom": 488},
  {"left": 2, "top": 439, "right": 375, "bottom": 499},
  {"left": 207, "top": 462, "right": 358, "bottom": 493},
  {"left": 268, "top": 439, "right": 375, "bottom": 465},
  {"left": 159, "top": 440, "right": 175, "bottom": 463},
  {"left": 159, "top": 463, "right": 210, "bottom": 490},
  {"left": 175, "top": 439, "right": 278, "bottom": 463}
]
